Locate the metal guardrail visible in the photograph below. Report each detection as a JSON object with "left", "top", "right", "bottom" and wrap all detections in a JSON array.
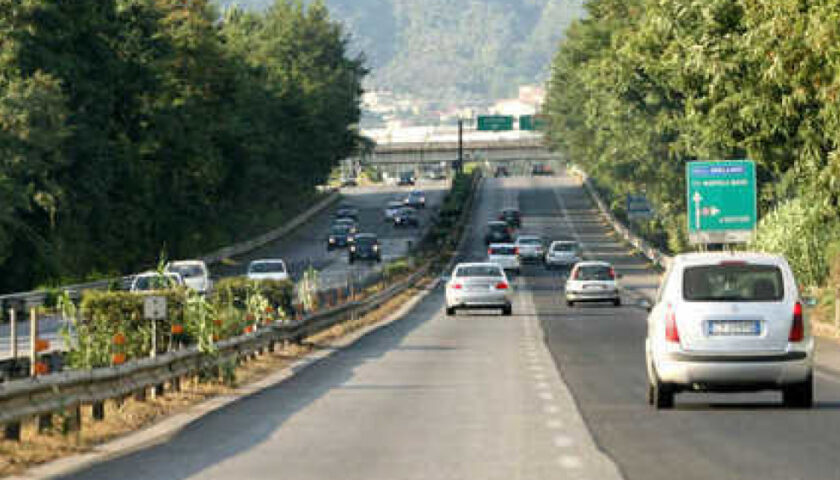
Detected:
[{"left": 570, "top": 165, "right": 673, "bottom": 270}]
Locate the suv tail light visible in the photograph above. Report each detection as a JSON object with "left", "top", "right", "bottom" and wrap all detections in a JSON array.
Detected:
[
  {"left": 488, "top": 248, "right": 493, "bottom": 255},
  {"left": 789, "top": 301, "right": 804, "bottom": 342},
  {"left": 452, "top": 283, "right": 463, "bottom": 290},
  {"left": 495, "top": 282, "right": 509, "bottom": 290},
  {"left": 665, "top": 304, "right": 680, "bottom": 343},
  {"left": 514, "top": 247, "right": 519, "bottom": 255},
  {"left": 608, "top": 267, "right": 616, "bottom": 279}
]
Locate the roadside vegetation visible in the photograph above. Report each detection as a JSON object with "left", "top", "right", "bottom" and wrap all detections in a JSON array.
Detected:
[
  {"left": 545, "top": 0, "right": 840, "bottom": 299},
  {"left": 0, "top": 0, "right": 365, "bottom": 293}
]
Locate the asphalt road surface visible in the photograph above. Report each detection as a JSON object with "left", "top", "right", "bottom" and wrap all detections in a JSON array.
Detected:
[{"left": 58, "top": 171, "right": 840, "bottom": 480}]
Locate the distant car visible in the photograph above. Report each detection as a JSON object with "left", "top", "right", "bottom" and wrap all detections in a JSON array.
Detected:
[
  {"left": 349, "top": 233, "right": 381, "bottom": 263},
  {"left": 328, "top": 223, "right": 355, "bottom": 249},
  {"left": 334, "top": 204, "right": 359, "bottom": 220},
  {"left": 404, "top": 190, "right": 426, "bottom": 208},
  {"left": 384, "top": 201, "right": 404, "bottom": 221},
  {"left": 531, "top": 163, "right": 554, "bottom": 176},
  {"left": 487, "top": 243, "right": 520, "bottom": 274},
  {"left": 247, "top": 259, "right": 289, "bottom": 282},
  {"left": 545, "top": 240, "right": 581, "bottom": 269},
  {"left": 565, "top": 261, "right": 620, "bottom": 307},
  {"left": 515, "top": 235, "right": 545, "bottom": 263},
  {"left": 397, "top": 171, "right": 416, "bottom": 186},
  {"left": 484, "top": 221, "right": 513, "bottom": 245},
  {"left": 499, "top": 208, "right": 521, "bottom": 228},
  {"left": 130, "top": 271, "right": 184, "bottom": 292},
  {"left": 340, "top": 177, "right": 358, "bottom": 187},
  {"left": 494, "top": 166, "right": 510, "bottom": 177},
  {"left": 445, "top": 263, "right": 512, "bottom": 316},
  {"left": 165, "top": 260, "right": 212, "bottom": 294},
  {"left": 332, "top": 217, "right": 358, "bottom": 235},
  {"left": 393, "top": 207, "right": 419, "bottom": 227},
  {"left": 425, "top": 168, "right": 446, "bottom": 180},
  {"left": 646, "top": 252, "right": 814, "bottom": 409}
]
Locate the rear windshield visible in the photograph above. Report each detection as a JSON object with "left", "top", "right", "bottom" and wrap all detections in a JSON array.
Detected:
[
  {"left": 249, "top": 262, "right": 286, "bottom": 273},
  {"left": 683, "top": 264, "right": 784, "bottom": 301},
  {"left": 552, "top": 243, "right": 576, "bottom": 252},
  {"left": 573, "top": 265, "right": 613, "bottom": 281},
  {"left": 518, "top": 238, "right": 542, "bottom": 245},
  {"left": 488, "top": 223, "right": 508, "bottom": 232},
  {"left": 456, "top": 265, "right": 504, "bottom": 278},
  {"left": 489, "top": 246, "right": 517, "bottom": 255},
  {"left": 502, "top": 211, "right": 519, "bottom": 217},
  {"left": 331, "top": 225, "right": 350, "bottom": 234},
  {"left": 167, "top": 265, "right": 203, "bottom": 278},
  {"left": 355, "top": 237, "right": 377, "bottom": 246}
]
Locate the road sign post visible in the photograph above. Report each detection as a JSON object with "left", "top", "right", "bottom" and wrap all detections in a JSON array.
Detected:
[{"left": 686, "top": 160, "right": 757, "bottom": 244}]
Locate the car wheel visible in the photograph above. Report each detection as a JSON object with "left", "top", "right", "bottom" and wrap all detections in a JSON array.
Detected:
[
  {"left": 783, "top": 375, "right": 813, "bottom": 408},
  {"left": 566, "top": 300, "right": 574, "bottom": 307},
  {"left": 502, "top": 305, "right": 512, "bottom": 316},
  {"left": 652, "top": 377, "right": 675, "bottom": 409},
  {"left": 446, "top": 306, "right": 456, "bottom": 316},
  {"left": 613, "top": 298, "right": 621, "bottom": 307},
  {"left": 376, "top": 256, "right": 382, "bottom": 263},
  {"left": 647, "top": 382, "right": 655, "bottom": 406},
  {"left": 349, "top": 257, "right": 355, "bottom": 264}
]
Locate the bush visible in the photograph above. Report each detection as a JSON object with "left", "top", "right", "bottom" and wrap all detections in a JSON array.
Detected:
[
  {"left": 80, "top": 289, "right": 187, "bottom": 330},
  {"left": 212, "top": 277, "right": 294, "bottom": 314},
  {"left": 383, "top": 259, "right": 412, "bottom": 279}
]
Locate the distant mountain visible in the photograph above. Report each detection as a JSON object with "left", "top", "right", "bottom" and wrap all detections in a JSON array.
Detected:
[{"left": 217, "top": 0, "right": 585, "bottom": 101}]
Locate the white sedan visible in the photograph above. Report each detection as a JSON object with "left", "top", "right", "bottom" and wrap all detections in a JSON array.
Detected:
[
  {"left": 445, "top": 263, "right": 512, "bottom": 316},
  {"left": 565, "top": 261, "right": 620, "bottom": 307}
]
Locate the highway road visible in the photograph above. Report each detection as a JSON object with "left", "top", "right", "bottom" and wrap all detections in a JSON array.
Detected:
[
  {"left": 0, "top": 181, "right": 446, "bottom": 361},
  {"left": 58, "top": 171, "right": 840, "bottom": 480}
]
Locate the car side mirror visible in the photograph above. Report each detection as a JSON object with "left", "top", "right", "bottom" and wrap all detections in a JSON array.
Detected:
[{"left": 638, "top": 299, "right": 653, "bottom": 312}]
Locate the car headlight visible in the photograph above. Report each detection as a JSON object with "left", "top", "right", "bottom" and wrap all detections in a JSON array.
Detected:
[
  {"left": 329, "top": 237, "right": 335, "bottom": 243},
  {"left": 350, "top": 246, "right": 356, "bottom": 252},
  {"left": 373, "top": 244, "right": 380, "bottom": 251}
]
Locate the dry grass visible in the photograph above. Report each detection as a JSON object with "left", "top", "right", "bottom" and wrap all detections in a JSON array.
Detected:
[{"left": 0, "top": 279, "right": 429, "bottom": 477}]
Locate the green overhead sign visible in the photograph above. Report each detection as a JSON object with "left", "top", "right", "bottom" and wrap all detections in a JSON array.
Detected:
[
  {"left": 519, "top": 114, "right": 548, "bottom": 131},
  {"left": 477, "top": 115, "right": 514, "bottom": 131},
  {"left": 686, "top": 160, "right": 757, "bottom": 244}
]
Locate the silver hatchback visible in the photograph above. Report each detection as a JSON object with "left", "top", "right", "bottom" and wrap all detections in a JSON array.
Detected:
[
  {"left": 445, "top": 263, "right": 512, "bottom": 316},
  {"left": 645, "top": 253, "right": 814, "bottom": 409}
]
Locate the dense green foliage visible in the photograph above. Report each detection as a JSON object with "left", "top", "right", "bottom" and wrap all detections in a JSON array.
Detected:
[
  {"left": 546, "top": 0, "right": 840, "bottom": 283},
  {"left": 0, "top": 0, "right": 364, "bottom": 293},
  {"left": 222, "top": 0, "right": 585, "bottom": 100}
]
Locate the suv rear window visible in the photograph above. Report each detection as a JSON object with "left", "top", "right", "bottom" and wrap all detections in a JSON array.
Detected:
[
  {"left": 683, "top": 264, "right": 784, "bottom": 302},
  {"left": 489, "top": 246, "right": 516, "bottom": 255},
  {"left": 488, "top": 223, "right": 508, "bottom": 232},
  {"left": 552, "top": 243, "right": 576, "bottom": 252},
  {"left": 456, "top": 265, "right": 504, "bottom": 277}
]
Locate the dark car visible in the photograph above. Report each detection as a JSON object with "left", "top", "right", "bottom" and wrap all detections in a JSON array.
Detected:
[
  {"left": 531, "top": 163, "right": 554, "bottom": 176},
  {"left": 404, "top": 190, "right": 426, "bottom": 209},
  {"left": 393, "top": 207, "right": 419, "bottom": 227},
  {"left": 499, "top": 208, "right": 522, "bottom": 228},
  {"left": 349, "top": 233, "right": 382, "bottom": 263},
  {"left": 327, "top": 224, "right": 354, "bottom": 250},
  {"left": 334, "top": 204, "right": 359, "bottom": 220},
  {"left": 484, "top": 221, "right": 514, "bottom": 245},
  {"left": 332, "top": 217, "right": 358, "bottom": 235},
  {"left": 494, "top": 166, "right": 510, "bottom": 177},
  {"left": 397, "top": 171, "right": 415, "bottom": 186}
]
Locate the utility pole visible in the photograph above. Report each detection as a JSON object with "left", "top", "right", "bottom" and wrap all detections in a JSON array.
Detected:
[{"left": 456, "top": 118, "right": 464, "bottom": 174}]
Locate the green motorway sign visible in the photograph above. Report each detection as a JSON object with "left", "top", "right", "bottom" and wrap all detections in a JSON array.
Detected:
[
  {"left": 519, "top": 114, "right": 549, "bottom": 131},
  {"left": 477, "top": 115, "right": 514, "bottom": 131},
  {"left": 686, "top": 160, "right": 757, "bottom": 244}
]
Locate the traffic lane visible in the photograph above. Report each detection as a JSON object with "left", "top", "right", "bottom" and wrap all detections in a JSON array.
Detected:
[
  {"left": 515, "top": 175, "right": 840, "bottom": 480},
  {"left": 211, "top": 182, "right": 446, "bottom": 280},
  {"left": 59, "top": 175, "right": 622, "bottom": 480}
]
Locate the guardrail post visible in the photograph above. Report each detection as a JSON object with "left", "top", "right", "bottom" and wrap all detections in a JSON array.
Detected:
[
  {"left": 63, "top": 405, "right": 81, "bottom": 434},
  {"left": 92, "top": 401, "right": 105, "bottom": 421},
  {"left": 134, "top": 388, "right": 147, "bottom": 402},
  {"left": 28, "top": 308, "right": 37, "bottom": 377},
  {"left": 9, "top": 308, "right": 16, "bottom": 360},
  {"left": 171, "top": 376, "right": 181, "bottom": 393}
]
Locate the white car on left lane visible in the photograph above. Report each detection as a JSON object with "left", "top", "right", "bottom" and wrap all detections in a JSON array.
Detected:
[
  {"left": 165, "top": 260, "right": 212, "bottom": 294},
  {"left": 247, "top": 259, "right": 289, "bottom": 282},
  {"left": 445, "top": 262, "right": 512, "bottom": 316}
]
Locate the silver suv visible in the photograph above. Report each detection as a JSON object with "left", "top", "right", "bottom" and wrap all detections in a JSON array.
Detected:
[{"left": 645, "top": 253, "right": 814, "bottom": 409}]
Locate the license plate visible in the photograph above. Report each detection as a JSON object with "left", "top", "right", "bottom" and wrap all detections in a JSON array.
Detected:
[
  {"left": 584, "top": 284, "right": 604, "bottom": 290},
  {"left": 707, "top": 320, "right": 761, "bottom": 336}
]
